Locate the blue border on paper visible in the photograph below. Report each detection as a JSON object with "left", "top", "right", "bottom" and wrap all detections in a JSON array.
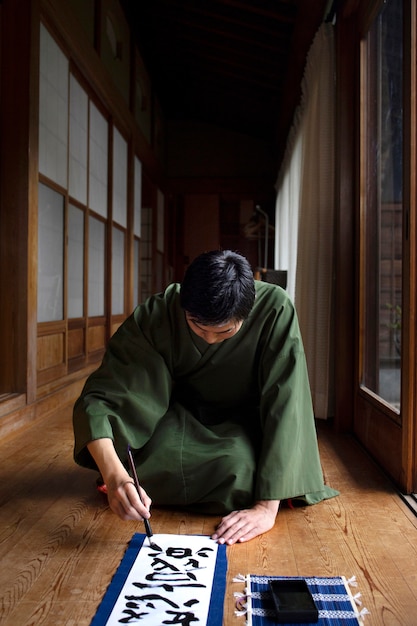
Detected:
[
  {"left": 206, "top": 538, "right": 227, "bottom": 626},
  {"left": 90, "top": 533, "right": 146, "bottom": 625},
  {"left": 90, "top": 533, "right": 227, "bottom": 625}
]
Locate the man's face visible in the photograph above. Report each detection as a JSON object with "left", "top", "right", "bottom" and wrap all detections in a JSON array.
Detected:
[{"left": 185, "top": 313, "right": 243, "bottom": 344}]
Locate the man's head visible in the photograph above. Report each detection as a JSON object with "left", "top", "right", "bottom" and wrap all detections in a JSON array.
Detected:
[{"left": 180, "top": 250, "right": 256, "bottom": 330}]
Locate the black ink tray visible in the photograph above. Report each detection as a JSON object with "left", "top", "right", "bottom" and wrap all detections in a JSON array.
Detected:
[{"left": 268, "top": 579, "right": 319, "bottom": 623}]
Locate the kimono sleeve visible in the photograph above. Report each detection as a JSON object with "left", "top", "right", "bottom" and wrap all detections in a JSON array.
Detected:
[
  {"left": 255, "top": 296, "right": 326, "bottom": 501},
  {"left": 73, "top": 311, "right": 173, "bottom": 469}
]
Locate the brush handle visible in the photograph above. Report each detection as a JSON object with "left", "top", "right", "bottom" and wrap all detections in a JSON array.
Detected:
[
  {"left": 127, "top": 445, "right": 154, "bottom": 538},
  {"left": 143, "top": 518, "right": 153, "bottom": 537}
]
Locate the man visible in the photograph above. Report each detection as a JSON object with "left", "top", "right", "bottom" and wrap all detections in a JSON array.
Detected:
[{"left": 73, "top": 250, "right": 337, "bottom": 545}]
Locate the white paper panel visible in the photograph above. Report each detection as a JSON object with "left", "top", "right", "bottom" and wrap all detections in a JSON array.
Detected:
[
  {"left": 111, "top": 226, "right": 125, "bottom": 314},
  {"left": 89, "top": 102, "right": 108, "bottom": 218},
  {"left": 88, "top": 216, "right": 106, "bottom": 316},
  {"left": 134, "top": 156, "right": 142, "bottom": 237},
  {"left": 112, "top": 127, "right": 128, "bottom": 227},
  {"left": 37, "top": 184, "right": 64, "bottom": 322},
  {"left": 68, "top": 204, "right": 84, "bottom": 318},
  {"left": 69, "top": 75, "right": 88, "bottom": 204},
  {"left": 39, "top": 24, "right": 69, "bottom": 187}
]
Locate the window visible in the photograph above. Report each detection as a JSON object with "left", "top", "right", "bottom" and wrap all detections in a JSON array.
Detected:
[
  {"left": 37, "top": 184, "right": 64, "bottom": 323},
  {"left": 68, "top": 204, "right": 85, "bottom": 319},
  {"left": 133, "top": 156, "right": 143, "bottom": 307},
  {"left": 37, "top": 25, "right": 135, "bottom": 381},
  {"left": 112, "top": 226, "right": 125, "bottom": 314},
  {"left": 89, "top": 102, "right": 108, "bottom": 218},
  {"left": 69, "top": 75, "right": 88, "bottom": 204},
  {"left": 361, "top": 0, "right": 403, "bottom": 413},
  {"left": 39, "top": 24, "right": 68, "bottom": 188},
  {"left": 88, "top": 216, "right": 106, "bottom": 317}
]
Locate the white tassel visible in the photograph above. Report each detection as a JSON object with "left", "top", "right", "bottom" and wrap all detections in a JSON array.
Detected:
[
  {"left": 359, "top": 606, "right": 371, "bottom": 619},
  {"left": 346, "top": 575, "right": 358, "bottom": 587},
  {"left": 352, "top": 592, "right": 362, "bottom": 606},
  {"left": 233, "top": 573, "right": 246, "bottom": 582}
]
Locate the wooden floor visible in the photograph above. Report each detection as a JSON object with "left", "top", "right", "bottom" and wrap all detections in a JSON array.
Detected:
[{"left": 1, "top": 405, "right": 417, "bottom": 626}]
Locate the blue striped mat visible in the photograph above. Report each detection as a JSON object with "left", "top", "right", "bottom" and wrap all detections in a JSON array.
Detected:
[{"left": 239, "top": 575, "right": 367, "bottom": 625}]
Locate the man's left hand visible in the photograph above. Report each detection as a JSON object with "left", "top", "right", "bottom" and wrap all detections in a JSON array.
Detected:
[{"left": 211, "top": 500, "right": 280, "bottom": 545}]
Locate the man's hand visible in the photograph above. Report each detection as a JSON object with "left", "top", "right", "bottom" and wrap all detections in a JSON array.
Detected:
[
  {"left": 87, "top": 438, "right": 152, "bottom": 522},
  {"left": 211, "top": 500, "right": 280, "bottom": 545},
  {"left": 106, "top": 479, "right": 152, "bottom": 522}
]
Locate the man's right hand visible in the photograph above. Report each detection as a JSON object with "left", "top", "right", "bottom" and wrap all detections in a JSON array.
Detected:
[{"left": 87, "top": 438, "right": 152, "bottom": 521}]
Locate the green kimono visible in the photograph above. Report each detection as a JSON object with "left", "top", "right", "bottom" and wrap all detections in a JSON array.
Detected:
[{"left": 73, "top": 281, "right": 337, "bottom": 513}]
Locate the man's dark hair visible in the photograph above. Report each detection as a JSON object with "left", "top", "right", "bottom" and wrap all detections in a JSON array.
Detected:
[{"left": 180, "top": 250, "right": 256, "bottom": 325}]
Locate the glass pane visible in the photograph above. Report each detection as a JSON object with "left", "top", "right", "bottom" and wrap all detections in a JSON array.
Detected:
[
  {"left": 362, "top": 0, "right": 402, "bottom": 412},
  {"left": 88, "top": 216, "right": 106, "bottom": 316},
  {"left": 37, "top": 184, "right": 64, "bottom": 322},
  {"left": 89, "top": 102, "right": 108, "bottom": 218},
  {"left": 68, "top": 204, "right": 84, "bottom": 318},
  {"left": 112, "top": 128, "right": 128, "bottom": 227},
  {"left": 69, "top": 75, "right": 88, "bottom": 204},
  {"left": 111, "top": 227, "right": 125, "bottom": 314},
  {"left": 39, "top": 24, "right": 69, "bottom": 188}
]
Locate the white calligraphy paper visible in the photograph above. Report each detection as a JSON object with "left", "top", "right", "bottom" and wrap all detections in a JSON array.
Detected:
[{"left": 94, "top": 534, "right": 225, "bottom": 626}]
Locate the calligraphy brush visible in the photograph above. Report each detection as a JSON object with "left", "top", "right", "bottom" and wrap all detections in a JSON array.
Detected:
[{"left": 127, "top": 445, "right": 161, "bottom": 550}]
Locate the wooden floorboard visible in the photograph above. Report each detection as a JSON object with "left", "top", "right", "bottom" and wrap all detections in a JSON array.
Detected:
[{"left": 0, "top": 406, "right": 416, "bottom": 625}]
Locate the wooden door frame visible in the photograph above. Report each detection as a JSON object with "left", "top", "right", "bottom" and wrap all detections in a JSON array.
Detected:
[
  {"left": 335, "top": 0, "right": 416, "bottom": 494},
  {"left": 403, "top": 0, "right": 417, "bottom": 493},
  {"left": 356, "top": 0, "right": 415, "bottom": 493}
]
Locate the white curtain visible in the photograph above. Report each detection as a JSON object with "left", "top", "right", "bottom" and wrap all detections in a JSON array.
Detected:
[
  {"left": 274, "top": 23, "right": 335, "bottom": 418},
  {"left": 274, "top": 127, "right": 303, "bottom": 299}
]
